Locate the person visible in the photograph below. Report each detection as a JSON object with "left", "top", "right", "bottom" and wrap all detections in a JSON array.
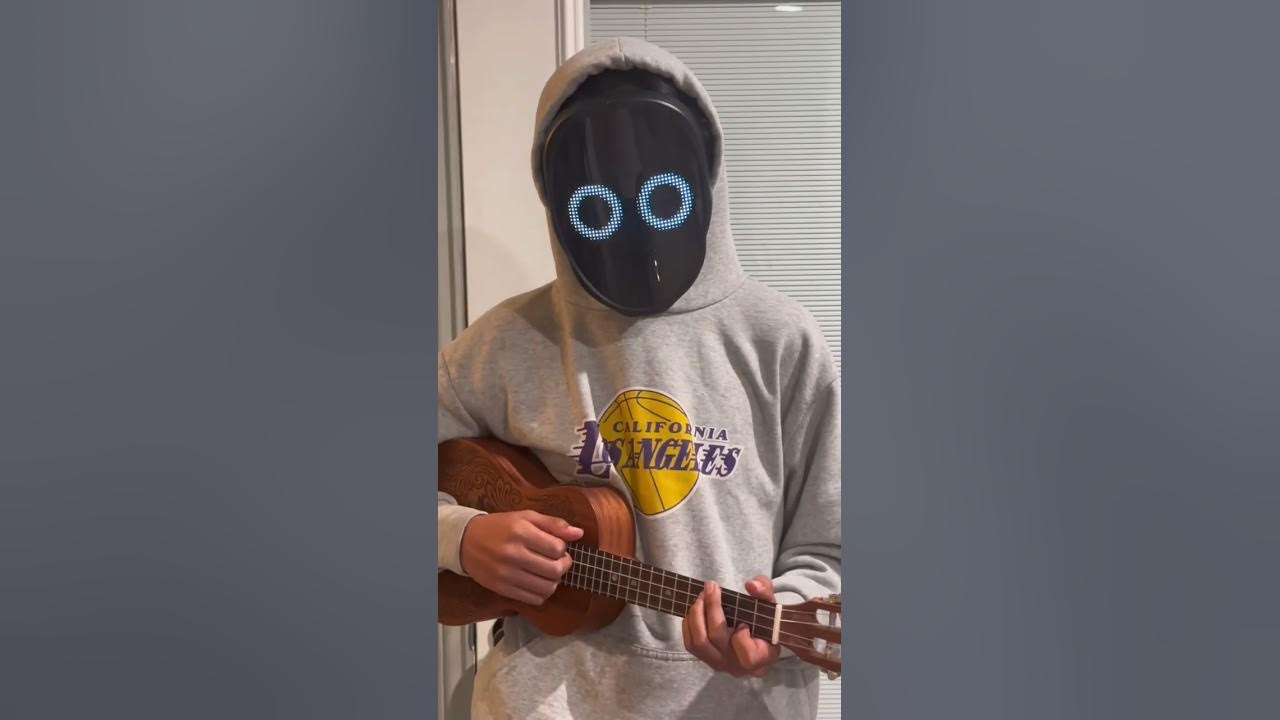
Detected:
[{"left": 437, "top": 37, "right": 840, "bottom": 719}]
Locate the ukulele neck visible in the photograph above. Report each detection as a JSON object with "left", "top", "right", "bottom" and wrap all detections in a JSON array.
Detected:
[{"left": 562, "top": 542, "right": 780, "bottom": 645}]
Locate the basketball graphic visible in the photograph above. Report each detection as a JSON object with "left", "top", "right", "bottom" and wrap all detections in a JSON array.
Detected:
[
  {"left": 598, "top": 389, "right": 699, "bottom": 516},
  {"left": 570, "top": 387, "right": 742, "bottom": 516}
]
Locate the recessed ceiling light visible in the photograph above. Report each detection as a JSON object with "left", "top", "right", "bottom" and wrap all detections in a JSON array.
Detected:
[{"left": 775, "top": 4, "right": 804, "bottom": 12}]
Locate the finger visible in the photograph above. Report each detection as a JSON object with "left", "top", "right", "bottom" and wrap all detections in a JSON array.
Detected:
[
  {"left": 738, "top": 624, "right": 782, "bottom": 678},
  {"left": 681, "top": 610, "right": 693, "bottom": 653},
  {"left": 685, "top": 591, "right": 727, "bottom": 669},
  {"left": 499, "top": 583, "right": 546, "bottom": 606},
  {"left": 554, "top": 553, "right": 573, "bottom": 579},
  {"left": 507, "top": 568, "right": 559, "bottom": 602},
  {"left": 520, "top": 524, "right": 570, "bottom": 560},
  {"left": 523, "top": 512, "right": 584, "bottom": 542},
  {"left": 686, "top": 591, "right": 709, "bottom": 647},
  {"left": 745, "top": 575, "right": 777, "bottom": 602},
  {"left": 517, "top": 547, "right": 572, "bottom": 581},
  {"left": 703, "top": 582, "right": 733, "bottom": 655},
  {"left": 730, "top": 623, "right": 771, "bottom": 673},
  {"left": 550, "top": 523, "right": 584, "bottom": 541}
]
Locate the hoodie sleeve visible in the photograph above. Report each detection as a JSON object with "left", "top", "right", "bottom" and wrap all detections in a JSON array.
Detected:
[
  {"left": 438, "top": 351, "right": 488, "bottom": 576},
  {"left": 770, "top": 374, "right": 842, "bottom": 607}
]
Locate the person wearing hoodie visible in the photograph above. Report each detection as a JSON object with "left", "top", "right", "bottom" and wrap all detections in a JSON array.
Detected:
[{"left": 437, "top": 38, "right": 840, "bottom": 719}]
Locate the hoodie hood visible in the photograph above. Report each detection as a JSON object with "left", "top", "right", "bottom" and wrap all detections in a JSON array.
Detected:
[{"left": 531, "top": 37, "right": 745, "bottom": 314}]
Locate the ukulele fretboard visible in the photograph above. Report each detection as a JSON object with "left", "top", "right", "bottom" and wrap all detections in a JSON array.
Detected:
[{"left": 562, "top": 542, "right": 778, "bottom": 644}]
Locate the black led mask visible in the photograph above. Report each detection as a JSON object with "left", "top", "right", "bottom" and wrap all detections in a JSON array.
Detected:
[{"left": 541, "top": 70, "right": 714, "bottom": 316}]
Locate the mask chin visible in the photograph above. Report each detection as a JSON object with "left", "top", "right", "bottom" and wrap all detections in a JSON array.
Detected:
[
  {"left": 561, "top": 242, "right": 698, "bottom": 317},
  {"left": 590, "top": 291, "right": 678, "bottom": 318}
]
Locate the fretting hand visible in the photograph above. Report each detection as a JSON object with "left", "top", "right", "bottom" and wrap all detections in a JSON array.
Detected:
[
  {"left": 682, "top": 575, "right": 782, "bottom": 678},
  {"left": 459, "top": 510, "right": 583, "bottom": 606}
]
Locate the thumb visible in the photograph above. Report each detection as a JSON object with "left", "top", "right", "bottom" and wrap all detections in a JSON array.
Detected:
[
  {"left": 744, "top": 575, "right": 776, "bottom": 602},
  {"left": 525, "top": 511, "right": 584, "bottom": 540}
]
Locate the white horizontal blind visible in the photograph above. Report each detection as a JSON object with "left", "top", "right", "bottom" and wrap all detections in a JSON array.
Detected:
[{"left": 589, "top": 1, "right": 842, "bottom": 370}]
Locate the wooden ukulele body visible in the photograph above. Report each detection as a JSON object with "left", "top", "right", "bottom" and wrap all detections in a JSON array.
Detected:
[{"left": 437, "top": 438, "right": 636, "bottom": 636}]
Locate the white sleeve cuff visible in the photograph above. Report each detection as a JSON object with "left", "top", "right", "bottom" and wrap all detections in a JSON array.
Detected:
[{"left": 439, "top": 504, "right": 487, "bottom": 576}]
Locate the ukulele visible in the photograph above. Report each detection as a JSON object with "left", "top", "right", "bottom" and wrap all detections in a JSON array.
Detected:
[{"left": 437, "top": 437, "right": 842, "bottom": 678}]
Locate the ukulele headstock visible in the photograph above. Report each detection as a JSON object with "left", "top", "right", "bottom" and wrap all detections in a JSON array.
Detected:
[{"left": 778, "top": 593, "right": 841, "bottom": 679}]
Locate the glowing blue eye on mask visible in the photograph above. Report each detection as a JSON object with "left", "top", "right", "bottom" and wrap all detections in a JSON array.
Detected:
[
  {"left": 638, "top": 173, "right": 694, "bottom": 231},
  {"left": 568, "top": 184, "right": 623, "bottom": 241}
]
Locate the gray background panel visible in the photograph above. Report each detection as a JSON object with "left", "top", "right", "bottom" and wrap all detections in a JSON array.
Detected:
[
  {"left": 0, "top": 2, "right": 439, "bottom": 718},
  {"left": 843, "top": 1, "right": 1280, "bottom": 718}
]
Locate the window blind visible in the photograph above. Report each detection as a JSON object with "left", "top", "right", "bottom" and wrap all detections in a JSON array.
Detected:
[
  {"left": 589, "top": 1, "right": 842, "bottom": 371},
  {"left": 589, "top": 7, "right": 842, "bottom": 716}
]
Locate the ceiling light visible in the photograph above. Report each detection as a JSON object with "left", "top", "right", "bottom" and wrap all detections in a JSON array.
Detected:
[{"left": 775, "top": 4, "right": 804, "bottom": 12}]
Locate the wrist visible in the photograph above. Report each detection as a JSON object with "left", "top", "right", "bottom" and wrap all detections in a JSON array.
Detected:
[
  {"left": 457, "top": 513, "right": 484, "bottom": 576},
  {"left": 438, "top": 504, "right": 487, "bottom": 575}
]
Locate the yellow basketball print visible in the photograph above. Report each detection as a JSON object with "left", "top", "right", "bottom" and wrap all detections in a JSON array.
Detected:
[{"left": 598, "top": 389, "right": 699, "bottom": 516}]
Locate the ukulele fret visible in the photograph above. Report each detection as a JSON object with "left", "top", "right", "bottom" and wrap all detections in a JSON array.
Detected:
[
  {"left": 611, "top": 555, "right": 625, "bottom": 602},
  {"left": 661, "top": 568, "right": 677, "bottom": 615},
  {"left": 591, "top": 547, "right": 606, "bottom": 599},
  {"left": 611, "top": 555, "right": 623, "bottom": 602},
  {"left": 596, "top": 550, "right": 608, "bottom": 599},
  {"left": 605, "top": 554, "right": 617, "bottom": 601},
  {"left": 639, "top": 561, "right": 656, "bottom": 612},
  {"left": 598, "top": 553, "right": 610, "bottom": 599},
  {"left": 566, "top": 542, "right": 779, "bottom": 640},
  {"left": 670, "top": 572, "right": 686, "bottom": 616},
  {"left": 621, "top": 556, "right": 636, "bottom": 605}
]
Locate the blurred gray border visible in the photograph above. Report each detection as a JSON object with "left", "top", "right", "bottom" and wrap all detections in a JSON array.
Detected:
[{"left": 435, "top": 2, "right": 471, "bottom": 717}]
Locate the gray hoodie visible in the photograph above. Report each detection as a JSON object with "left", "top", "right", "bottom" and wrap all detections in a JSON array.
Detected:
[{"left": 438, "top": 37, "right": 840, "bottom": 720}]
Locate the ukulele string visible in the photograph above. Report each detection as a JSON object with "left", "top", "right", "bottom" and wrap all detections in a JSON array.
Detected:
[
  {"left": 561, "top": 578, "right": 835, "bottom": 642},
  {"left": 565, "top": 543, "right": 840, "bottom": 626},
  {"left": 562, "top": 546, "right": 840, "bottom": 639},
  {"left": 562, "top": 576, "right": 835, "bottom": 635},
  {"left": 563, "top": 546, "right": 839, "bottom": 630},
  {"left": 560, "top": 567, "right": 829, "bottom": 648},
  {"left": 564, "top": 543, "right": 835, "bottom": 623}
]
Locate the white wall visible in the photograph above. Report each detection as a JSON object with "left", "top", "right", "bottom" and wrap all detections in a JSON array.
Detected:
[
  {"left": 456, "top": 0, "right": 560, "bottom": 323},
  {"left": 454, "top": 0, "right": 562, "bottom": 666}
]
